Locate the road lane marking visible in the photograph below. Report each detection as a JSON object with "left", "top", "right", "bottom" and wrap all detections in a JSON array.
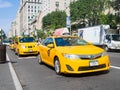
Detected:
[
  {"left": 7, "top": 54, "right": 23, "bottom": 90},
  {"left": 18, "top": 56, "right": 37, "bottom": 59},
  {"left": 110, "top": 65, "right": 120, "bottom": 70}
]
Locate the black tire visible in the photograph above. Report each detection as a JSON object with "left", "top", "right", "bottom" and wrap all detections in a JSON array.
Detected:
[
  {"left": 15, "top": 49, "right": 17, "bottom": 55},
  {"left": 38, "top": 54, "right": 43, "bottom": 64},
  {"left": 54, "top": 58, "right": 61, "bottom": 75},
  {"left": 18, "top": 53, "right": 21, "bottom": 57},
  {"left": 104, "top": 46, "right": 109, "bottom": 52},
  {"left": 17, "top": 50, "right": 21, "bottom": 57}
]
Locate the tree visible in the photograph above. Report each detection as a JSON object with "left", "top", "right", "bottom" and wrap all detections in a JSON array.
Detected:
[
  {"left": 111, "top": 0, "right": 120, "bottom": 13},
  {"left": 37, "top": 30, "right": 46, "bottom": 39},
  {"left": 70, "top": 0, "right": 109, "bottom": 28},
  {"left": 42, "top": 11, "right": 67, "bottom": 31},
  {"left": 110, "top": 0, "right": 120, "bottom": 25}
]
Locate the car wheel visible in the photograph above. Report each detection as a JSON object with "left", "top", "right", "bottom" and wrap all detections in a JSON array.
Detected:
[
  {"left": 54, "top": 58, "right": 61, "bottom": 75},
  {"left": 38, "top": 54, "right": 42, "bottom": 64},
  {"left": 18, "top": 50, "right": 21, "bottom": 57},
  {"left": 104, "top": 46, "right": 109, "bottom": 52},
  {"left": 15, "top": 49, "right": 17, "bottom": 55}
]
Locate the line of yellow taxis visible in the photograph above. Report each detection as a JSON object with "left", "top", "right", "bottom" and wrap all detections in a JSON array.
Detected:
[
  {"left": 9, "top": 36, "right": 39, "bottom": 56},
  {"left": 9, "top": 35, "right": 110, "bottom": 75}
]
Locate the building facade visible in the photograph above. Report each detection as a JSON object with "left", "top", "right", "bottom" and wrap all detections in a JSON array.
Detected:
[
  {"left": 8, "top": 0, "right": 81, "bottom": 37},
  {"left": 19, "top": 0, "right": 42, "bottom": 35}
]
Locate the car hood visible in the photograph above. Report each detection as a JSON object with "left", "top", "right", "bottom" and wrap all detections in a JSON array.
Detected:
[
  {"left": 56, "top": 45, "right": 104, "bottom": 54},
  {"left": 20, "top": 42, "right": 37, "bottom": 46}
]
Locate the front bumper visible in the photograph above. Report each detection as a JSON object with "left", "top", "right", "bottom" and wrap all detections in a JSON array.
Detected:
[
  {"left": 59, "top": 55, "right": 110, "bottom": 74},
  {"left": 19, "top": 48, "right": 39, "bottom": 55}
]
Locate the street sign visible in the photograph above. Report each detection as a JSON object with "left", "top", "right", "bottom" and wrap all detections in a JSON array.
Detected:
[{"left": 66, "top": 16, "right": 71, "bottom": 28}]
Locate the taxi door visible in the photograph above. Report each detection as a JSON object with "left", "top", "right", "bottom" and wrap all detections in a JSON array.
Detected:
[{"left": 41, "top": 38, "right": 54, "bottom": 65}]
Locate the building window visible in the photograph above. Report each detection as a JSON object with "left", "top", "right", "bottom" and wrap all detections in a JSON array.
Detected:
[
  {"left": 28, "top": 9, "right": 30, "bottom": 12},
  {"left": 55, "top": 1, "right": 59, "bottom": 10},
  {"left": 28, "top": 16, "right": 30, "bottom": 19},
  {"left": 28, "top": 5, "right": 30, "bottom": 8}
]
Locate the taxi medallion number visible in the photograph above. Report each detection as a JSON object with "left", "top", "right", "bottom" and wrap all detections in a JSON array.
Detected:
[{"left": 29, "top": 50, "right": 33, "bottom": 52}]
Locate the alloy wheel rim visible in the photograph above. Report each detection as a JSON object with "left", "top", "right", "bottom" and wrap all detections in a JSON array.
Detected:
[
  {"left": 55, "top": 60, "right": 60, "bottom": 73},
  {"left": 38, "top": 55, "right": 41, "bottom": 63}
]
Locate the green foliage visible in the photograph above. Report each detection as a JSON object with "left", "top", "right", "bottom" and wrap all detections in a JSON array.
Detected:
[
  {"left": 37, "top": 30, "right": 46, "bottom": 39},
  {"left": 70, "top": 0, "right": 109, "bottom": 27},
  {"left": 99, "top": 14, "right": 107, "bottom": 24},
  {"left": 42, "top": 11, "right": 67, "bottom": 31},
  {"left": 111, "top": 0, "right": 120, "bottom": 11}
]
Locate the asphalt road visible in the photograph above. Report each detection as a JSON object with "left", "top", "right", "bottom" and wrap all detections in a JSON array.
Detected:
[{"left": 6, "top": 47, "right": 120, "bottom": 90}]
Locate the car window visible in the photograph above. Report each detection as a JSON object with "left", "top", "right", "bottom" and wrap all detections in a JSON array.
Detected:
[
  {"left": 55, "top": 38, "right": 71, "bottom": 46},
  {"left": 55, "top": 37, "right": 88, "bottom": 46},
  {"left": 42, "top": 38, "right": 53, "bottom": 46},
  {"left": 112, "top": 35, "right": 120, "bottom": 41}
]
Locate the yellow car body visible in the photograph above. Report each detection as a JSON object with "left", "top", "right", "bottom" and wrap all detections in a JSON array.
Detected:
[
  {"left": 38, "top": 36, "right": 110, "bottom": 74},
  {"left": 9, "top": 43, "right": 15, "bottom": 50},
  {"left": 14, "top": 36, "right": 39, "bottom": 56}
]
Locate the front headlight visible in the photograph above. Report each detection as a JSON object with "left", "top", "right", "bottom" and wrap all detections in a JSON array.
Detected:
[
  {"left": 20, "top": 44, "right": 26, "bottom": 49},
  {"left": 63, "top": 54, "right": 80, "bottom": 59},
  {"left": 101, "top": 51, "right": 107, "bottom": 56}
]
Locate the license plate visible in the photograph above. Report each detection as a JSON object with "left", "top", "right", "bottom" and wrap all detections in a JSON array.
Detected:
[
  {"left": 90, "top": 60, "right": 98, "bottom": 66},
  {"left": 29, "top": 50, "right": 33, "bottom": 52}
]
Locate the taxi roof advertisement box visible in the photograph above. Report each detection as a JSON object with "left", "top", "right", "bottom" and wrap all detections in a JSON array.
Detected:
[{"left": 53, "top": 28, "right": 69, "bottom": 36}]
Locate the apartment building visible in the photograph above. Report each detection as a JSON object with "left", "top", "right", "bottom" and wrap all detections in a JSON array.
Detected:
[
  {"left": 9, "top": 0, "right": 77, "bottom": 37},
  {"left": 41, "top": 0, "right": 73, "bottom": 17},
  {"left": 19, "top": 0, "right": 42, "bottom": 35},
  {"left": 26, "top": 0, "right": 76, "bottom": 36}
]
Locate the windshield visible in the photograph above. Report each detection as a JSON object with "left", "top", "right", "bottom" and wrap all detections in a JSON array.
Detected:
[
  {"left": 19, "top": 37, "right": 35, "bottom": 43},
  {"left": 3, "top": 39, "right": 10, "bottom": 43},
  {"left": 112, "top": 35, "right": 120, "bottom": 41},
  {"left": 55, "top": 37, "right": 88, "bottom": 46}
]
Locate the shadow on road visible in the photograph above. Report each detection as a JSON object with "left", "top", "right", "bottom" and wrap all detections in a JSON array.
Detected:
[{"left": 40, "top": 62, "right": 110, "bottom": 78}]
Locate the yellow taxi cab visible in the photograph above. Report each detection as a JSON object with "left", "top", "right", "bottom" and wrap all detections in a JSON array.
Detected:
[
  {"left": 9, "top": 42, "right": 15, "bottom": 50},
  {"left": 37, "top": 36, "right": 110, "bottom": 75},
  {"left": 14, "top": 36, "right": 39, "bottom": 56}
]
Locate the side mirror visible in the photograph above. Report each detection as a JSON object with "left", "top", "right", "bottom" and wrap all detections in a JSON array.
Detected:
[{"left": 47, "top": 43, "right": 54, "bottom": 48}]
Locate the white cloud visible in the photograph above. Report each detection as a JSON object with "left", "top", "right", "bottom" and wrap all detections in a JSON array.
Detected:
[{"left": 0, "top": 0, "right": 12, "bottom": 8}]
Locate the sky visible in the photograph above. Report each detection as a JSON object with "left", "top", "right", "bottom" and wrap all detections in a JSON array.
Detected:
[{"left": 0, "top": 0, "right": 19, "bottom": 35}]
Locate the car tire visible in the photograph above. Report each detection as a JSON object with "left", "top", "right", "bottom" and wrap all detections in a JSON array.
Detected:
[
  {"left": 104, "top": 46, "right": 109, "bottom": 52},
  {"left": 15, "top": 49, "right": 17, "bottom": 55},
  {"left": 17, "top": 50, "right": 21, "bottom": 57},
  {"left": 54, "top": 58, "right": 61, "bottom": 75},
  {"left": 38, "top": 54, "right": 42, "bottom": 64}
]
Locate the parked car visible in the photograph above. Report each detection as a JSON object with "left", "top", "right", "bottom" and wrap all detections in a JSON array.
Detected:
[
  {"left": 37, "top": 36, "right": 110, "bottom": 75},
  {"left": 9, "top": 42, "right": 15, "bottom": 50},
  {"left": 3, "top": 39, "right": 10, "bottom": 45}
]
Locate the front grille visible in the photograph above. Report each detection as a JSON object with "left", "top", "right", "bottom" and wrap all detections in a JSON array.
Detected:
[
  {"left": 78, "top": 64, "right": 106, "bottom": 71},
  {"left": 28, "top": 46, "right": 32, "bottom": 48},
  {"left": 24, "top": 51, "right": 37, "bottom": 53},
  {"left": 80, "top": 56, "right": 101, "bottom": 60},
  {"left": 79, "top": 53, "right": 102, "bottom": 60}
]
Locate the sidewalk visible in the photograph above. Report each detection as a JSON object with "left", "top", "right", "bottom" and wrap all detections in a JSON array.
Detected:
[
  {"left": 0, "top": 60, "right": 15, "bottom": 90},
  {"left": 0, "top": 54, "right": 23, "bottom": 90}
]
